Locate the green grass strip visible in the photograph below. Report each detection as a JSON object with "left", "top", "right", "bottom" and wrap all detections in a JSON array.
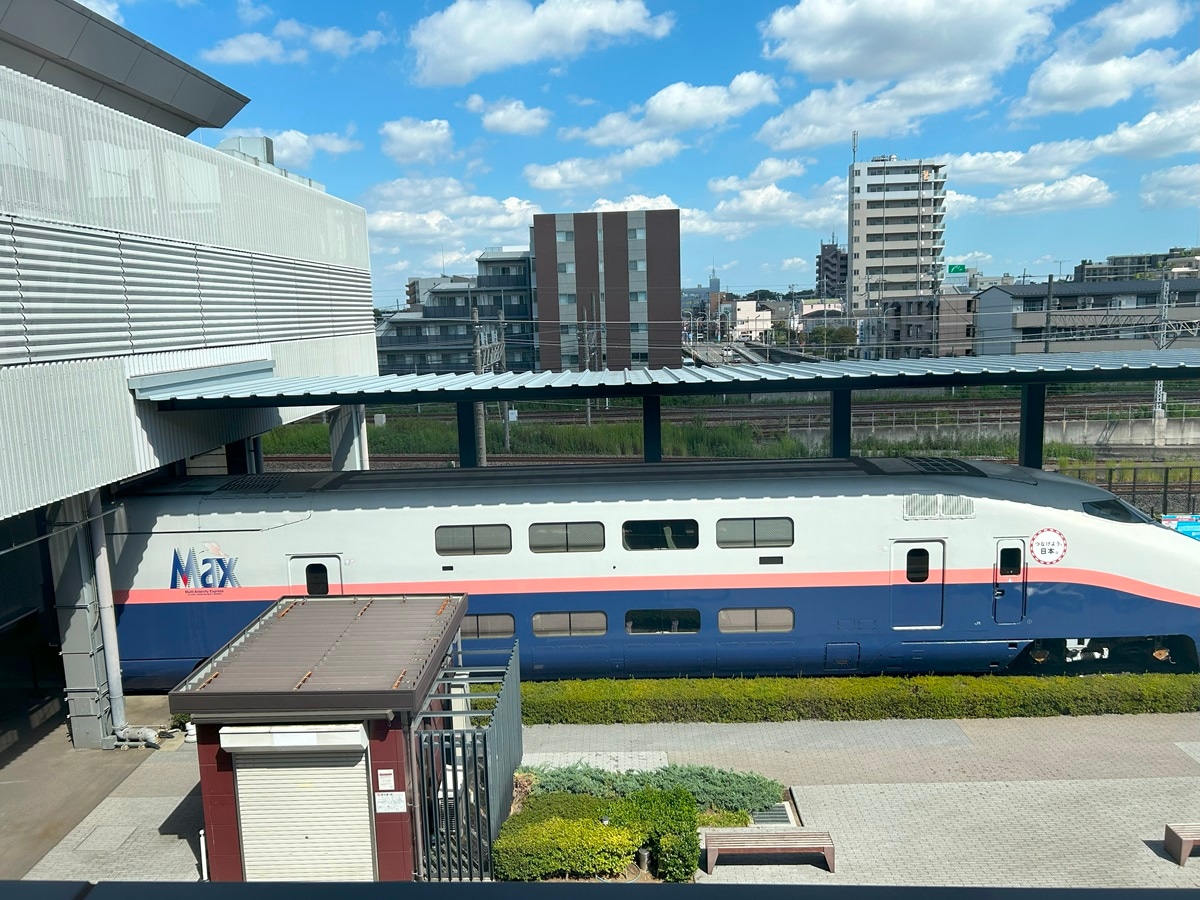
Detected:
[{"left": 520, "top": 674, "right": 1200, "bottom": 723}]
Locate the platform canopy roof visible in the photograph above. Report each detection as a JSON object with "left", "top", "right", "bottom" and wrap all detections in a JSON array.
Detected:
[{"left": 133, "top": 350, "right": 1200, "bottom": 410}]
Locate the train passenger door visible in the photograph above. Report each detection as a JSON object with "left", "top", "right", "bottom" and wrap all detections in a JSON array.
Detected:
[
  {"left": 993, "top": 541, "right": 1026, "bottom": 625},
  {"left": 288, "top": 556, "right": 343, "bottom": 596},
  {"left": 890, "top": 541, "right": 944, "bottom": 629}
]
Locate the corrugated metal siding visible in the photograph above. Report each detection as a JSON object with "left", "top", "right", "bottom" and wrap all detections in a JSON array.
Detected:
[
  {"left": 0, "top": 216, "right": 373, "bottom": 364},
  {"left": 0, "top": 64, "right": 368, "bottom": 270}
]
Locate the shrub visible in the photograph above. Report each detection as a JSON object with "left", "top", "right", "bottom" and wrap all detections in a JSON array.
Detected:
[
  {"left": 492, "top": 817, "right": 640, "bottom": 881},
  {"left": 519, "top": 762, "right": 784, "bottom": 812},
  {"left": 608, "top": 787, "right": 699, "bottom": 883},
  {"left": 698, "top": 809, "right": 752, "bottom": 828},
  {"left": 509, "top": 792, "right": 608, "bottom": 828}
]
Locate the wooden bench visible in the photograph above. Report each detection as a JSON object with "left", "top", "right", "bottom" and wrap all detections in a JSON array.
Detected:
[
  {"left": 701, "top": 827, "right": 834, "bottom": 874},
  {"left": 1165, "top": 824, "right": 1200, "bottom": 866}
]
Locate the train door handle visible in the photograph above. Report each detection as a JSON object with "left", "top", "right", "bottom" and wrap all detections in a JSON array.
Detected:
[{"left": 993, "top": 588, "right": 1005, "bottom": 598}]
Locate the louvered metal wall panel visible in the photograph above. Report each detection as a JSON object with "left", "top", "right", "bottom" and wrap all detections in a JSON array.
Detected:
[
  {"left": 14, "top": 222, "right": 131, "bottom": 360},
  {"left": 235, "top": 751, "right": 375, "bottom": 882},
  {"left": 0, "top": 65, "right": 368, "bottom": 270},
  {"left": 0, "top": 219, "right": 22, "bottom": 366},
  {"left": 197, "top": 246, "right": 258, "bottom": 346},
  {"left": 122, "top": 236, "right": 205, "bottom": 352}
]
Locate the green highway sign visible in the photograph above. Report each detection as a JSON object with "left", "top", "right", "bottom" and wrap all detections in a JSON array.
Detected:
[{"left": 947, "top": 264, "right": 967, "bottom": 273}]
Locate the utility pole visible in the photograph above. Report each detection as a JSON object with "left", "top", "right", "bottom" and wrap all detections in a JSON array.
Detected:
[
  {"left": 499, "top": 309, "right": 511, "bottom": 452},
  {"left": 1154, "top": 277, "right": 1169, "bottom": 415},
  {"left": 471, "top": 306, "right": 487, "bottom": 466},
  {"left": 1043, "top": 274, "right": 1053, "bottom": 354}
]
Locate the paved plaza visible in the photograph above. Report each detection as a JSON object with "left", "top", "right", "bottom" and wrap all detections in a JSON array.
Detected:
[{"left": 15, "top": 708, "right": 1200, "bottom": 886}]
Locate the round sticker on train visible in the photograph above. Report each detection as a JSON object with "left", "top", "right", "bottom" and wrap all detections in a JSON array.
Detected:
[{"left": 1029, "top": 527, "right": 1067, "bottom": 565}]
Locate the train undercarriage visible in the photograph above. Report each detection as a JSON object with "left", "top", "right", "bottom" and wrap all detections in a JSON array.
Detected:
[{"left": 1014, "top": 634, "right": 1199, "bottom": 673}]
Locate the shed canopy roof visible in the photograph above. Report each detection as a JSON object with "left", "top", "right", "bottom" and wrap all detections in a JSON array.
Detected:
[
  {"left": 169, "top": 594, "right": 466, "bottom": 719},
  {"left": 133, "top": 349, "right": 1200, "bottom": 409}
]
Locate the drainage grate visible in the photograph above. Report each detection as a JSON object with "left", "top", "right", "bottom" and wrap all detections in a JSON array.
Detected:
[{"left": 750, "top": 803, "right": 792, "bottom": 825}]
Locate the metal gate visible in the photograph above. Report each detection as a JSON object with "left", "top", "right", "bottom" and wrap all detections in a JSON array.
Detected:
[{"left": 414, "top": 643, "right": 521, "bottom": 881}]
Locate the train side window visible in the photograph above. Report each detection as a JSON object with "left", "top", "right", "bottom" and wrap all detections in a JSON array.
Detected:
[
  {"left": 716, "top": 517, "right": 794, "bottom": 548},
  {"left": 718, "top": 607, "right": 794, "bottom": 633},
  {"left": 305, "top": 563, "right": 329, "bottom": 595},
  {"left": 529, "top": 521, "right": 605, "bottom": 553},
  {"left": 461, "top": 614, "right": 515, "bottom": 639},
  {"left": 1083, "top": 498, "right": 1152, "bottom": 523},
  {"left": 621, "top": 519, "right": 699, "bottom": 551},
  {"left": 625, "top": 608, "right": 700, "bottom": 634},
  {"left": 532, "top": 611, "right": 607, "bottom": 637},
  {"left": 999, "top": 548, "right": 1022, "bottom": 576},
  {"left": 435, "top": 524, "right": 512, "bottom": 556},
  {"left": 906, "top": 548, "right": 930, "bottom": 583}
]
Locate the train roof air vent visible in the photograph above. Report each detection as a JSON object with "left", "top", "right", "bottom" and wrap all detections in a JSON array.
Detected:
[
  {"left": 217, "top": 474, "right": 290, "bottom": 493},
  {"left": 903, "top": 458, "right": 984, "bottom": 476},
  {"left": 904, "top": 493, "right": 976, "bottom": 519}
]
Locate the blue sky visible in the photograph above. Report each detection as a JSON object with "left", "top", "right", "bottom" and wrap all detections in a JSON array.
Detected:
[{"left": 89, "top": 0, "right": 1200, "bottom": 307}]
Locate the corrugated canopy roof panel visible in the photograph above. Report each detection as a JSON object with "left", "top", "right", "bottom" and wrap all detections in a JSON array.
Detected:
[
  {"left": 135, "top": 350, "right": 1200, "bottom": 409},
  {"left": 168, "top": 594, "right": 466, "bottom": 718}
]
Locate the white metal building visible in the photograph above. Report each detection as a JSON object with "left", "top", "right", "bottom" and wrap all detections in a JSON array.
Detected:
[{"left": 0, "top": 0, "right": 376, "bottom": 748}]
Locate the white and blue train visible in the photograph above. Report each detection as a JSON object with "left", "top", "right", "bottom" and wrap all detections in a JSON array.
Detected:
[{"left": 108, "top": 457, "right": 1200, "bottom": 689}]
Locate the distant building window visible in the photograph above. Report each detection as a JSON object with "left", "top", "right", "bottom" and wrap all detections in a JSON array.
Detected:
[
  {"left": 532, "top": 611, "right": 607, "bottom": 637},
  {"left": 435, "top": 524, "right": 512, "bottom": 556},
  {"left": 529, "top": 521, "right": 605, "bottom": 553},
  {"left": 627, "top": 227, "right": 646, "bottom": 240},
  {"left": 461, "top": 614, "right": 515, "bottom": 639},
  {"left": 629, "top": 291, "right": 647, "bottom": 303},
  {"left": 631, "top": 351, "right": 649, "bottom": 364},
  {"left": 629, "top": 259, "right": 647, "bottom": 272},
  {"left": 559, "top": 324, "right": 577, "bottom": 335},
  {"left": 718, "top": 607, "right": 794, "bottom": 633},
  {"left": 715, "top": 517, "right": 793, "bottom": 548},
  {"left": 625, "top": 608, "right": 700, "bottom": 634},
  {"left": 622, "top": 519, "right": 699, "bottom": 551},
  {"left": 556, "top": 230, "right": 574, "bottom": 242},
  {"left": 557, "top": 262, "right": 575, "bottom": 274},
  {"left": 630, "top": 322, "right": 646, "bottom": 333},
  {"left": 559, "top": 293, "right": 577, "bottom": 305}
]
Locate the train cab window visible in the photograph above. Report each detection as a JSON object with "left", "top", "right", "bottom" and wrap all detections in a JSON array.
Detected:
[
  {"left": 461, "top": 614, "right": 515, "bottom": 639},
  {"left": 624, "top": 608, "right": 700, "bottom": 634},
  {"left": 532, "top": 611, "right": 607, "bottom": 637},
  {"left": 529, "top": 522, "right": 605, "bottom": 553},
  {"left": 435, "top": 524, "right": 512, "bottom": 556},
  {"left": 999, "top": 548, "right": 1022, "bottom": 577},
  {"left": 906, "top": 548, "right": 930, "bottom": 583},
  {"left": 1083, "top": 498, "right": 1153, "bottom": 524},
  {"left": 305, "top": 563, "right": 329, "bottom": 595},
  {"left": 621, "top": 519, "right": 699, "bottom": 551},
  {"left": 716, "top": 517, "right": 794, "bottom": 548},
  {"left": 718, "top": 607, "right": 794, "bottom": 633}
]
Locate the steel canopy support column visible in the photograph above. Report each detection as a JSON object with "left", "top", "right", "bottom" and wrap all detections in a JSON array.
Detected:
[
  {"left": 643, "top": 395, "right": 662, "bottom": 462},
  {"left": 456, "top": 402, "right": 479, "bottom": 468},
  {"left": 1019, "top": 384, "right": 1046, "bottom": 470},
  {"left": 830, "top": 389, "right": 852, "bottom": 458},
  {"left": 330, "top": 405, "right": 370, "bottom": 471}
]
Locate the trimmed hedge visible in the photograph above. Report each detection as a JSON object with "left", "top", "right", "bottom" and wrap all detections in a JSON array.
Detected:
[
  {"left": 521, "top": 762, "right": 783, "bottom": 812},
  {"left": 520, "top": 674, "right": 1200, "bottom": 724},
  {"left": 493, "top": 816, "right": 641, "bottom": 881}
]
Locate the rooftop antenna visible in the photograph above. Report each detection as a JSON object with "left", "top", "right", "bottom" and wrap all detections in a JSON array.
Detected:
[
  {"left": 852, "top": 130, "right": 858, "bottom": 163},
  {"left": 441, "top": 245, "right": 446, "bottom": 277}
]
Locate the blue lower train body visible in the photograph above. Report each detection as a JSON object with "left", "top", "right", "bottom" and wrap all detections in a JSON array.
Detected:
[{"left": 115, "top": 580, "right": 1200, "bottom": 690}]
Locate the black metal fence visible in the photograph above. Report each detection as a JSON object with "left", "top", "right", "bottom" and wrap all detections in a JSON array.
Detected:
[
  {"left": 1059, "top": 464, "right": 1200, "bottom": 517},
  {"left": 414, "top": 643, "right": 521, "bottom": 882}
]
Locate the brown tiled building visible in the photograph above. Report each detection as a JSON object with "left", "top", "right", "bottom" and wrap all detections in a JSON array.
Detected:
[{"left": 532, "top": 209, "right": 681, "bottom": 371}]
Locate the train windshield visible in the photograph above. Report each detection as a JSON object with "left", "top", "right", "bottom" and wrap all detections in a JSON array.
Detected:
[{"left": 1082, "top": 498, "right": 1155, "bottom": 524}]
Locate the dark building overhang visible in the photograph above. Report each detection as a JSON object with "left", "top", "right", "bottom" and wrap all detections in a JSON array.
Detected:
[{"left": 0, "top": 0, "right": 248, "bottom": 135}]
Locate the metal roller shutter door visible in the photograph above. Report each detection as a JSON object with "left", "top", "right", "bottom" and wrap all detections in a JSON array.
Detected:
[{"left": 235, "top": 750, "right": 375, "bottom": 881}]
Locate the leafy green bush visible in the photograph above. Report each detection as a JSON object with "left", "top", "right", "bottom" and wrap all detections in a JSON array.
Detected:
[
  {"left": 608, "top": 788, "right": 699, "bottom": 883},
  {"left": 510, "top": 792, "right": 608, "bottom": 827},
  {"left": 520, "top": 762, "right": 783, "bottom": 812},
  {"left": 492, "top": 817, "right": 640, "bottom": 881},
  {"left": 520, "top": 674, "right": 1200, "bottom": 724},
  {"left": 698, "top": 809, "right": 752, "bottom": 828}
]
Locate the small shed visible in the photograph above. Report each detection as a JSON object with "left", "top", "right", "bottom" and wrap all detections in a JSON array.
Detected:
[{"left": 169, "top": 593, "right": 521, "bottom": 883}]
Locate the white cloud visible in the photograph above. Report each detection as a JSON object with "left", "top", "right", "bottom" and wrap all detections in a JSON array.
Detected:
[
  {"left": 379, "top": 118, "right": 454, "bottom": 165},
  {"left": 709, "top": 157, "right": 806, "bottom": 192},
  {"left": 781, "top": 257, "right": 809, "bottom": 271},
  {"left": 221, "top": 126, "right": 362, "bottom": 169},
  {"left": 237, "top": 0, "right": 272, "bottom": 24},
  {"left": 946, "top": 251, "right": 995, "bottom": 267},
  {"left": 939, "top": 140, "right": 1093, "bottom": 186},
  {"left": 524, "top": 140, "right": 683, "bottom": 191},
  {"left": 710, "top": 176, "right": 847, "bottom": 238},
  {"left": 1140, "top": 163, "right": 1200, "bottom": 209},
  {"left": 1088, "top": 100, "right": 1200, "bottom": 158},
  {"left": 761, "top": 0, "right": 1060, "bottom": 82},
  {"left": 200, "top": 33, "right": 307, "bottom": 64},
  {"left": 274, "top": 19, "right": 389, "bottom": 57},
  {"left": 587, "top": 193, "right": 721, "bottom": 236},
  {"left": 562, "top": 72, "right": 778, "bottom": 146},
  {"left": 953, "top": 175, "right": 1116, "bottom": 216},
  {"left": 77, "top": 0, "right": 122, "bottom": 22},
  {"left": 465, "top": 96, "right": 551, "bottom": 135},
  {"left": 410, "top": 0, "right": 674, "bottom": 86}
]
